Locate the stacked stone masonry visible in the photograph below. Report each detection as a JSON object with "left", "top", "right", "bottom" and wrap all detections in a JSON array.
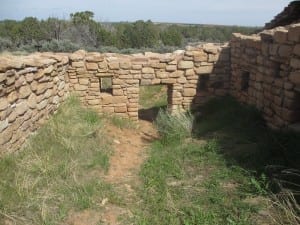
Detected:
[
  {"left": 2, "top": 20, "right": 300, "bottom": 154},
  {"left": 0, "top": 53, "right": 69, "bottom": 153},
  {"left": 0, "top": 43, "right": 230, "bottom": 153},
  {"left": 68, "top": 44, "right": 230, "bottom": 121},
  {"left": 231, "top": 23, "right": 300, "bottom": 129}
]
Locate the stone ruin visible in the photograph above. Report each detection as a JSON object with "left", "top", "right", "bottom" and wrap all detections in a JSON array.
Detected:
[{"left": 1, "top": 2, "right": 300, "bottom": 154}]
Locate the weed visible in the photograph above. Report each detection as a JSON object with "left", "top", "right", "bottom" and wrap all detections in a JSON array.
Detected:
[{"left": 155, "top": 109, "right": 194, "bottom": 142}]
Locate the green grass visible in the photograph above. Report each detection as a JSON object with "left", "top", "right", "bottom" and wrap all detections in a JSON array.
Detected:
[
  {"left": 133, "top": 96, "right": 300, "bottom": 225},
  {"left": 0, "top": 96, "right": 119, "bottom": 225},
  {"left": 139, "top": 85, "right": 168, "bottom": 109},
  {"left": 107, "top": 114, "right": 137, "bottom": 129}
]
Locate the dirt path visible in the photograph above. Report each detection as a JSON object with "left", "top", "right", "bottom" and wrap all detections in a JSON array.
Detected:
[{"left": 100, "top": 119, "right": 158, "bottom": 225}]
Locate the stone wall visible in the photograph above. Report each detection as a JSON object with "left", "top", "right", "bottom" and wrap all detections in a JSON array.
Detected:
[
  {"left": 0, "top": 53, "right": 69, "bottom": 153},
  {"left": 265, "top": 1, "right": 300, "bottom": 30},
  {"left": 67, "top": 44, "right": 230, "bottom": 120},
  {"left": 0, "top": 43, "right": 230, "bottom": 154},
  {"left": 230, "top": 24, "right": 300, "bottom": 129}
]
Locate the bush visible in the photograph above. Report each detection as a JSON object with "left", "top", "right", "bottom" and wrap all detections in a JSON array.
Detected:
[
  {"left": 155, "top": 109, "right": 194, "bottom": 141},
  {"left": 0, "top": 37, "right": 13, "bottom": 51},
  {"left": 40, "top": 39, "right": 80, "bottom": 52}
]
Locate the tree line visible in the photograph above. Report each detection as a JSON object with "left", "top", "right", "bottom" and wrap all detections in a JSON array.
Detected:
[{"left": 0, "top": 11, "right": 258, "bottom": 53}]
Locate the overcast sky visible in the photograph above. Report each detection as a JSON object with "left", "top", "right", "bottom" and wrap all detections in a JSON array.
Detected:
[{"left": 0, "top": 0, "right": 290, "bottom": 26}]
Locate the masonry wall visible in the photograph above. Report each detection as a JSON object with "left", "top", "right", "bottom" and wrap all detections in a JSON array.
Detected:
[
  {"left": 68, "top": 44, "right": 230, "bottom": 120},
  {"left": 230, "top": 24, "right": 300, "bottom": 129},
  {"left": 0, "top": 53, "right": 69, "bottom": 153},
  {"left": 0, "top": 44, "right": 230, "bottom": 154}
]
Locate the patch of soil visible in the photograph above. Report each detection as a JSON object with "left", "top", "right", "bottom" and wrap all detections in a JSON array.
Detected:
[
  {"left": 65, "top": 118, "right": 157, "bottom": 225},
  {"left": 104, "top": 120, "right": 158, "bottom": 183}
]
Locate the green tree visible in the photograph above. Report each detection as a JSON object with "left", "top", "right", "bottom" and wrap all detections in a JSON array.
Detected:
[
  {"left": 160, "top": 25, "right": 183, "bottom": 46},
  {"left": 19, "top": 17, "right": 44, "bottom": 44},
  {"left": 70, "top": 11, "right": 94, "bottom": 25}
]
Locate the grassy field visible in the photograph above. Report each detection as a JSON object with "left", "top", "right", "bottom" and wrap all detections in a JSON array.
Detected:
[
  {"left": 0, "top": 92, "right": 299, "bottom": 225},
  {"left": 0, "top": 97, "right": 119, "bottom": 225},
  {"left": 133, "top": 96, "right": 300, "bottom": 225}
]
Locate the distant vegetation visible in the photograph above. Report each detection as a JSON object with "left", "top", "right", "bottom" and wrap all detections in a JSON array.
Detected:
[{"left": 0, "top": 11, "right": 259, "bottom": 53}]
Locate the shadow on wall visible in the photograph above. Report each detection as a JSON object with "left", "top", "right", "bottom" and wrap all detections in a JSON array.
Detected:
[{"left": 190, "top": 45, "right": 231, "bottom": 110}]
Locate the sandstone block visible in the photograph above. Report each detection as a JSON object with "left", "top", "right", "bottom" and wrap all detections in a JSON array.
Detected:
[
  {"left": 274, "top": 29, "right": 288, "bottom": 43},
  {"left": 195, "top": 66, "right": 213, "bottom": 74},
  {"left": 27, "top": 93, "right": 37, "bottom": 109},
  {"left": 140, "top": 79, "right": 152, "bottom": 86},
  {"left": 86, "top": 55, "right": 104, "bottom": 62},
  {"left": 25, "top": 73, "right": 34, "bottom": 83},
  {"left": 127, "top": 87, "right": 139, "bottom": 94},
  {"left": 289, "top": 71, "right": 300, "bottom": 84},
  {"left": 290, "top": 58, "right": 300, "bottom": 69},
  {"left": 166, "top": 65, "right": 177, "bottom": 72},
  {"left": 101, "top": 96, "right": 127, "bottom": 105},
  {"left": 208, "top": 54, "right": 219, "bottom": 62},
  {"left": 58, "top": 81, "right": 66, "bottom": 90},
  {"left": 128, "top": 107, "right": 138, "bottom": 112},
  {"left": 44, "top": 65, "right": 54, "bottom": 74},
  {"left": 142, "top": 67, "right": 155, "bottom": 74},
  {"left": 150, "top": 63, "right": 165, "bottom": 69},
  {"left": 0, "top": 98, "right": 9, "bottom": 111},
  {"left": 36, "top": 83, "right": 49, "bottom": 94},
  {"left": 177, "top": 77, "right": 187, "bottom": 84},
  {"left": 102, "top": 106, "right": 114, "bottom": 113},
  {"left": 79, "top": 78, "right": 89, "bottom": 85},
  {"left": 178, "top": 61, "right": 194, "bottom": 69},
  {"left": 98, "top": 62, "right": 108, "bottom": 69},
  {"left": 72, "top": 61, "right": 85, "bottom": 68},
  {"left": 16, "top": 101, "right": 28, "bottom": 115},
  {"left": 288, "top": 24, "right": 300, "bottom": 42},
  {"left": 115, "top": 106, "right": 127, "bottom": 113},
  {"left": 19, "top": 85, "right": 31, "bottom": 99},
  {"left": 86, "top": 62, "right": 98, "bottom": 70},
  {"left": 0, "top": 73, "right": 6, "bottom": 82},
  {"left": 161, "top": 79, "right": 176, "bottom": 84},
  {"left": 293, "top": 44, "right": 300, "bottom": 56},
  {"left": 156, "top": 71, "right": 168, "bottom": 79},
  {"left": 0, "top": 119, "right": 8, "bottom": 132},
  {"left": 120, "top": 61, "right": 131, "bottom": 69},
  {"left": 142, "top": 74, "right": 155, "bottom": 79},
  {"left": 74, "top": 84, "right": 88, "bottom": 91},
  {"left": 185, "top": 69, "right": 195, "bottom": 76},
  {"left": 88, "top": 99, "right": 99, "bottom": 105},
  {"left": 52, "top": 96, "right": 60, "bottom": 104},
  {"left": 169, "top": 70, "right": 184, "bottom": 78},
  {"left": 278, "top": 45, "right": 293, "bottom": 58},
  {"left": 151, "top": 79, "right": 161, "bottom": 85},
  {"left": 37, "top": 100, "right": 48, "bottom": 110},
  {"left": 108, "top": 62, "right": 119, "bottom": 70},
  {"left": 8, "top": 111, "right": 17, "bottom": 122},
  {"left": 0, "top": 125, "right": 13, "bottom": 145},
  {"left": 113, "top": 89, "right": 124, "bottom": 96},
  {"left": 194, "top": 54, "right": 207, "bottom": 62},
  {"left": 7, "top": 91, "right": 18, "bottom": 103},
  {"left": 132, "top": 64, "right": 142, "bottom": 70}
]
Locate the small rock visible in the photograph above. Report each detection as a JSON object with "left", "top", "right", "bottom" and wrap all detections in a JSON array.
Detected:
[
  {"left": 113, "top": 139, "right": 121, "bottom": 144},
  {"left": 101, "top": 198, "right": 108, "bottom": 206}
]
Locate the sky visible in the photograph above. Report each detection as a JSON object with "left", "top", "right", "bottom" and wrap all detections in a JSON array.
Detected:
[{"left": 0, "top": 0, "right": 290, "bottom": 26}]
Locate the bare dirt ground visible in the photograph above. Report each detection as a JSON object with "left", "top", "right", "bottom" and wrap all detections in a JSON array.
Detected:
[{"left": 66, "top": 119, "right": 158, "bottom": 225}]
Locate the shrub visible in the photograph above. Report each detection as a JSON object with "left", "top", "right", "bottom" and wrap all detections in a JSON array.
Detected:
[
  {"left": 155, "top": 109, "right": 194, "bottom": 141},
  {"left": 0, "top": 37, "right": 13, "bottom": 51},
  {"left": 40, "top": 39, "right": 80, "bottom": 52}
]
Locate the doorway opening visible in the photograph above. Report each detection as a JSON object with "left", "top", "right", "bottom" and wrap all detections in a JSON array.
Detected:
[{"left": 138, "top": 85, "right": 168, "bottom": 122}]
